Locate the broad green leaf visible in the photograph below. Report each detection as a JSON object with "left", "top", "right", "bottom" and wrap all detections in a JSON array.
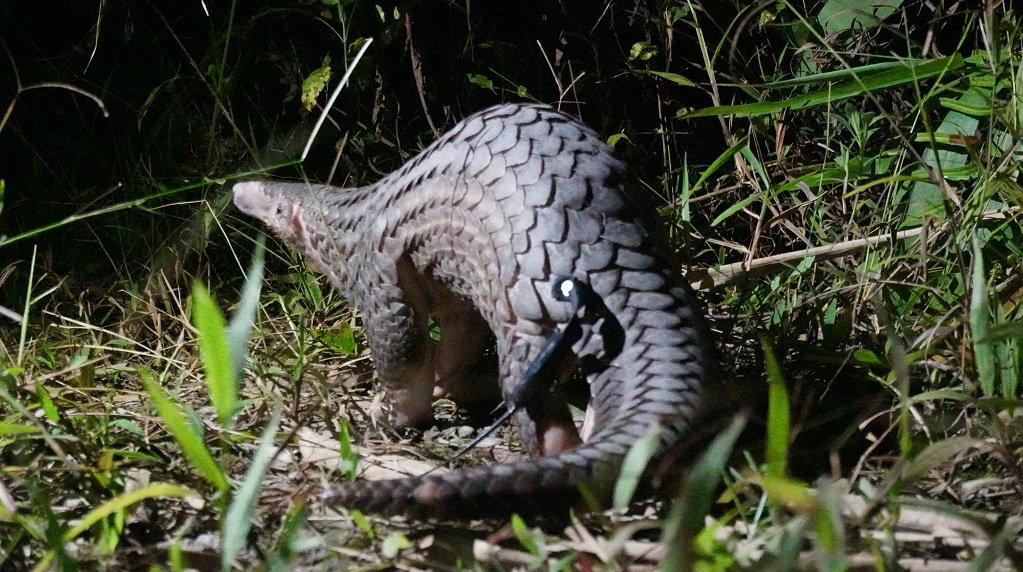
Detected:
[
  {"left": 758, "top": 474, "right": 815, "bottom": 512},
  {"left": 301, "top": 56, "right": 332, "bottom": 111},
  {"left": 380, "top": 532, "right": 412, "bottom": 559},
  {"left": 193, "top": 282, "right": 237, "bottom": 426},
  {"left": 109, "top": 418, "right": 145, "bottom": 436},
  {"left": 34, "top": 384, "right": 57, "bottom": 422},
  {"left": 906, "top": 85, "right": 986, "bottom": 222},
  {"left": 140, "top": 369, "right": 228, "bottom": 492},
  {"left": 511, "top": 513, "right": 537, "bottom": 553},
  {"left": 0, "top": 422, "right": 38, "bottom": 436},
  {"left": 467, "top": 73, "right": 494, "bottom": 89},
  {"left": 630, "top": 41, "right": 658, "bottom": 61},
  {"left": 350, "top": 510, "right": 373, "bottom": 538},
  {"left": 315, "top": 322, "right": 358, "bottom": 356},
  {"left": 510, "top": 514, "right": 545, "bottom": 558},
  {"left": 607, "top": 132, "right": 630, "bottom": 149},
  {"left": 852, "top": 348, "right": 883, "bottom": 365},
  {"left": 818, "top": 0, "right": 903, "bottom": 34},
  {"left": 939, "top": 96, "right": 994, "bottom": 116},
  {"left": 909, "top": 389, "right": 970, "bottom": 403}
]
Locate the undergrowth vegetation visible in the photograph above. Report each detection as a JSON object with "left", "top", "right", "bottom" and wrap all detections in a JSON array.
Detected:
[{"left": 1, "top": 0, "right": 1021, "bottom": 570}]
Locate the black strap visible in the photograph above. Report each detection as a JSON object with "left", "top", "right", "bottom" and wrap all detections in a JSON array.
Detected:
[{"left": 444, "top": 277, "right": 605, "bottom": 465}]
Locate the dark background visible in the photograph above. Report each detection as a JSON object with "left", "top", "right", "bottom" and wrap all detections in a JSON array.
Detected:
[
  {"left": 0, "top": 1, "right": 749, "bottom": 305},
  {"left": 0, "top": 0, "right": 972, "bottom": 306}
]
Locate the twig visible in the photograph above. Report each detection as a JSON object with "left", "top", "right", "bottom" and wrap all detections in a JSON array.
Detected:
[
  {"left": 690, "top": 226, "right": 926, "bottom": 290},
  {"left": 689, "top": 207, "right": 1019, "bottom": 290},
  {"left": 405, "top": 15, "right": 439, "bottom": 138}
]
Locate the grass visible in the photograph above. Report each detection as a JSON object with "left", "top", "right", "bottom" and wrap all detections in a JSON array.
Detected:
[{"left": 1, "top": 0, "right": 1023, "bottom": 569}]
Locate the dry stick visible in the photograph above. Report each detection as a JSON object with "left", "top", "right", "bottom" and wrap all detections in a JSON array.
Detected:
[
  {"left": 689, "top": 226, "right": 926, "bottom": 290},
  {"left": 537, "top": 41, "right": 564, "bottom": 101},
  {"left": 536, "top": 40, "right": 585, "bottom": 106},
  {"left": 405, "top": 14, "right": 439, "bottom": 138},
  {"left": 19, "top": 83, "right": 109, "bottom": 117},
  {"left": 690, "top": 206, "right": 1021, "bottom": 291},
  {"left": 2, "top": 40, "right": 110, "bottom": 131}
]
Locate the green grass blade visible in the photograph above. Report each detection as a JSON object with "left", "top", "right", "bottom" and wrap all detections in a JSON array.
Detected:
[
  {"left": 227, "top": 235, "right": 265, "bottom": 383},
  {"left": 810, "top": 479, "right": 848, "bottom": 571},
  {"left": 222, "top": 405, "right": 282, "bottom": 571},
  {"left": 193, "top": 282, "right": 238, "bottom": 426},
  {"left": 613, "top": 424, "right": 661, "bottom": 509},
  {"left": 998, "top": 334, "right": 1019, "bottom": 401},
  {"left": 756, "top": 59, "right": 923, "bottom": 88},
  {"left": 967, "top": 518, "right": 1023, "bottom": 572},
  {"left": 0, "top": 384, "right": 70, "bottom": 471},
  {"left": 970, "top": 234, "right": 995, "bottom": 396},
  {"left": 682, "top": 55, "right": 964, "bottom": 118},
  {"left": 762, "top": 338, "right": 790, "bottom": 478},
  {"left": 661, "top": 415, "right": 746, "bottom": 571},
  {"left": 640, "top": 69, "right": 696, "bottom": 87},
  {"left": 692, "top": 135, "right": 750, "bottom": 193},
  {"left": 338, "top": 417, "right": 358, "bottom": 481},
  {"left": 17, "top": 245, "right": 37, "bottom": 367},
  {"left": 140, "top": 368, "right": 229, "bottom": 492},
  {"left": 712, "top": 189, "right": 762, "bottom": 227},
  {"left": 63, "top": 483, "right": 196, "bottom": 543},
  {"left": 900, "top": 436, "right": 988, "bottom": 484},
  {"left": 266, "top": 506, "right": 311, "bottom": 572}
]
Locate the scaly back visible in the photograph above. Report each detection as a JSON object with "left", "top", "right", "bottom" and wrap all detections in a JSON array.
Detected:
[{"left": 233, "top": 103, "right": 712, "bottom": 518}]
